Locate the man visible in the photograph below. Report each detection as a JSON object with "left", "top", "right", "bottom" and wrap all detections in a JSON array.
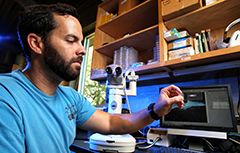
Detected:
[{"left": 0, "top": 3, "right": 184, "bottom": 153}]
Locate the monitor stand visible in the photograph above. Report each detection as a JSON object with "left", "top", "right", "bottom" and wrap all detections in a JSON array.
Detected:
[
  {"left": 188, "top": 136, "right": 203, "bottom": 151},
  {"left": 167, "top": 128, "right": 228, "bottom": 151}
]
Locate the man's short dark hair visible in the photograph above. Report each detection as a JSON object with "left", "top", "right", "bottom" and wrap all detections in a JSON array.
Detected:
[{"left": 17, "top": 3, "right": 80, "bottom": 61}]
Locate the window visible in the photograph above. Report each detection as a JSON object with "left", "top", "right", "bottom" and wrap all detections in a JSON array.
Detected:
[{"left": 77, "top": 33, "right": 106, "bottom": 106}]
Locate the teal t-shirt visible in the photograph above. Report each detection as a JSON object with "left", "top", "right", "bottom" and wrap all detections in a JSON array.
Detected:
[{"left": 0, "top": 69, "right": 97, "bottom": 153}]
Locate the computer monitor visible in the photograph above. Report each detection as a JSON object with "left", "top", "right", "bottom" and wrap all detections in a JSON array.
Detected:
[{"left": 160, "top": 84, "right": 237, "bottom": 151}]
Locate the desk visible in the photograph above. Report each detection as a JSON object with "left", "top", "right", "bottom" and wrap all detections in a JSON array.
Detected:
[
  {"left": 72, "top": 140, "right": 164, "bottom": 153},
  {"left": 72, "top": 128, "right": 240, "bottom": 152}
]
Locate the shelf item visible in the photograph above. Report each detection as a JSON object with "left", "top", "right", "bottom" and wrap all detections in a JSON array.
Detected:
[
  {"left": 201, "top": 30, "right": 209, "bottom": 52},
  {"left": 113, "top": 46, "right": 139, "bottom": 70},
  {"left": 101, "top": 12, "right": 116, "bottom": 25},
  {"left": 164, "top": 28, "right": 181, "bottom": 42},
  {"left": 168, "top": 46, "right": 195, "bottom": 60},
  {"left": 167, "top": 36, "right": 194, "bottom": 51},
  {"left": 164, "top": 45, "right": 240, "bottom": 70},
  {"left": 206, "top": 29, "right": 214, "bottom": 51},
  {"left": 161, "top": 0, "right": 203, "bottom": 21}
]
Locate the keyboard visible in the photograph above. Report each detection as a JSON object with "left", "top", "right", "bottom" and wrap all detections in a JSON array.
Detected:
[{"left": 157, "top": 146, "right": 201, "bottom": 153}]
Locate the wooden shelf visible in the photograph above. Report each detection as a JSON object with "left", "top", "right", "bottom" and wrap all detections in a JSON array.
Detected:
[
  {"left": 164, "top": 45, "right": 240, "bottom": 69},
  {"left": 91, "top": 0, "right": 240, "bottom": 82},
  {"left": 164, "top": 0, "right": 240, "bottom": 35},
  {"left": 98, "top": 0, "right": 158, "bottom": 39},
  {"left": 96, "top": 24, "right": 158, "bottom": 57}
]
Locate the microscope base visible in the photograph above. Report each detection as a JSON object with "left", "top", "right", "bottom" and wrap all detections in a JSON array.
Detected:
[{"left": 89, "top": 133, "right": 136, "bottom": 152}]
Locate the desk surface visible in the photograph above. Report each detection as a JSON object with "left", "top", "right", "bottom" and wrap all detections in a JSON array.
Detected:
[
  {"left": 72, "top": 128, "right": 240, "bottom": 153},
  {"left": 72, "top": 139, "right": 166, "bottom": 153},
  {"left": 72, "top": 139, "right": 233, "bottom": 153}
]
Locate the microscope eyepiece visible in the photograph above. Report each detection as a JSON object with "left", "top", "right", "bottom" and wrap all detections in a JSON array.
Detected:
[
  {"left": 105, "top": 67, "right": 112, "bottom": 75},
  {"left": 115, "top": 67, "right": 122, "bottom": 76}
]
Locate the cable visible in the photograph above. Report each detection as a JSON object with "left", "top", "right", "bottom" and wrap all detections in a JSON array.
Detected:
[
  {"left": 228, "top": 133, "right": 240, "bottom": 137},
  {"left": 202, "top": 138, "right": 215, "bottom": 152},
  {"left": 229, "top": 137, "right": 240, "bottom": 145},
  {"left": 137, "top": 128, "right": 145, "bottom": 136},
  {"left": 228, "top": 133, "right": 240, "bottom": 146},
  {"left": 123, "top": 69, "right": 132, "bottom": 114},
  {"left": 178, "top": 137, "right": 187, "bottom": 148},
  {"left": 123, "top": 70, "right": 152, "bottom": 137},
  {"left": 136, "top": 136, "right": 162, "bottom": 149},
  {"left": 123, "top": 69, "right": 139, "bottom": 115},
  {"left": 136, "top": 141, "right": 146, "bottom": 145},
  {"left": 123, "top": 89, "right": 131, "bottom": 114}
]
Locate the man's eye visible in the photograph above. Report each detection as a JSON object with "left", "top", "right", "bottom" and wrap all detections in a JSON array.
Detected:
[{"left": 67, "top": 40, "right": 74, "bottom": 43}]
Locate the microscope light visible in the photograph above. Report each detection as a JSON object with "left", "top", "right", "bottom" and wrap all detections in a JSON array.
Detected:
[{"left": 90, "top": 67, "right": 139, "bottom": 152}]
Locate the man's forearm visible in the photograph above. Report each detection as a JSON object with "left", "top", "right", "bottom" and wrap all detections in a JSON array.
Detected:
[{"left": 108, "top": 109, "right": 154, "bottom": 134}]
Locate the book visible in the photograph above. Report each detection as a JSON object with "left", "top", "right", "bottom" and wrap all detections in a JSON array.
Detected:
[
  {"left": 167, "top": 36, "right": 194, "bottom": 51},
  {"left": 205, "top": 0, "right": 217, "bottom": 5},
  {"left": 168, "top": 46, "right": 195, "bottom": 60},
  {"left": 179, "top": 30, "right": 190, "bottom": 38},
  {"left": 164, "top": 28, "right": 181, "bottom": 42},
  {"left": 195, "top": 33, "right": 203, "bottom": 53},
  {"left": 201, "top": 30, "right": 209, "bottom": 52},
  {"left": 206, "top": 29, "right": 214, "bottom": 51},
  {"left": 156, "top": 35, "right": 160, "bottom": 62},
  {"left": 193, "top": 37, "right": 200, "bottom": 54}
]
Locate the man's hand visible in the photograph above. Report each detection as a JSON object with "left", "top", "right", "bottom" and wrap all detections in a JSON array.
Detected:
[{"left": 154, "top": 85, "right": 184, "bottom": 117}]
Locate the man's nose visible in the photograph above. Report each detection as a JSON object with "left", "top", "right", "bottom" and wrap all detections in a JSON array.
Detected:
[{"left": 77, "top": 44, "right": 86, "bottom": 56}]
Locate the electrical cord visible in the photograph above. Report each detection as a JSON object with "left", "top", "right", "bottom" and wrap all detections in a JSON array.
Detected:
[
  {"left": 202, "top": 138, "right": 215, "bottom": 152},
  {"left": 123, "top": 88, "right": 131, "bottom": 114},
  {"left": 228, "top": 133, "right": 240, "bottom": 137},
  {"left": 228, "top": 133, "right": 240, "bottom": 146},
  {"left": 229, "top": 137, "right": 240, "bottom": 145},
  {"left": 123, "top": 69, "right": 132, "bottom": 114},
  {"left": 136, "top": 136, "right": 162, "bottom": 149},
  {"left": 178, "top": 137, "right": 187, "bottom": 148}
]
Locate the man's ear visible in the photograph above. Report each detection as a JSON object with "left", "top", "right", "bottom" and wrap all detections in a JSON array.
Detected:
[{"left": 27, "top": 33, "right": 44, "bottom": 55}]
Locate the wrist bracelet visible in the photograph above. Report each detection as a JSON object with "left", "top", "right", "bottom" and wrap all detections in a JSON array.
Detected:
[{"left": 148, "top": 103, "right": 161, "bottom": 120}]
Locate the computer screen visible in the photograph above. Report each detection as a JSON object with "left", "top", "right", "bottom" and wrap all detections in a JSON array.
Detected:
[{"left": 160, "top": 84, "right": 237, "bottom": 150}]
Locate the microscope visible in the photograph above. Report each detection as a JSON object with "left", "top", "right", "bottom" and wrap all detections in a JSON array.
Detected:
[{"left": 89, "top": 66, "right": 139, "bottom": 152}]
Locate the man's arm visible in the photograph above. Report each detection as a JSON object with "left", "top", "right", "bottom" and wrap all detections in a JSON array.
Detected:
[{"left": 79, "top": 84, "right": 184, "bottom": 135}]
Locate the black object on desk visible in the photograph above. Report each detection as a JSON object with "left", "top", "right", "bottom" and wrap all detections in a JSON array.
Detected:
[{"left": 70, "top": 143, "right": 98, "bottom": 153}]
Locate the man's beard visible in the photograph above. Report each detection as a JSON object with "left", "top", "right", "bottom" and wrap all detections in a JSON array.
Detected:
[{"left": 43, "top": 42, "right": 82, "bottom": 82}]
